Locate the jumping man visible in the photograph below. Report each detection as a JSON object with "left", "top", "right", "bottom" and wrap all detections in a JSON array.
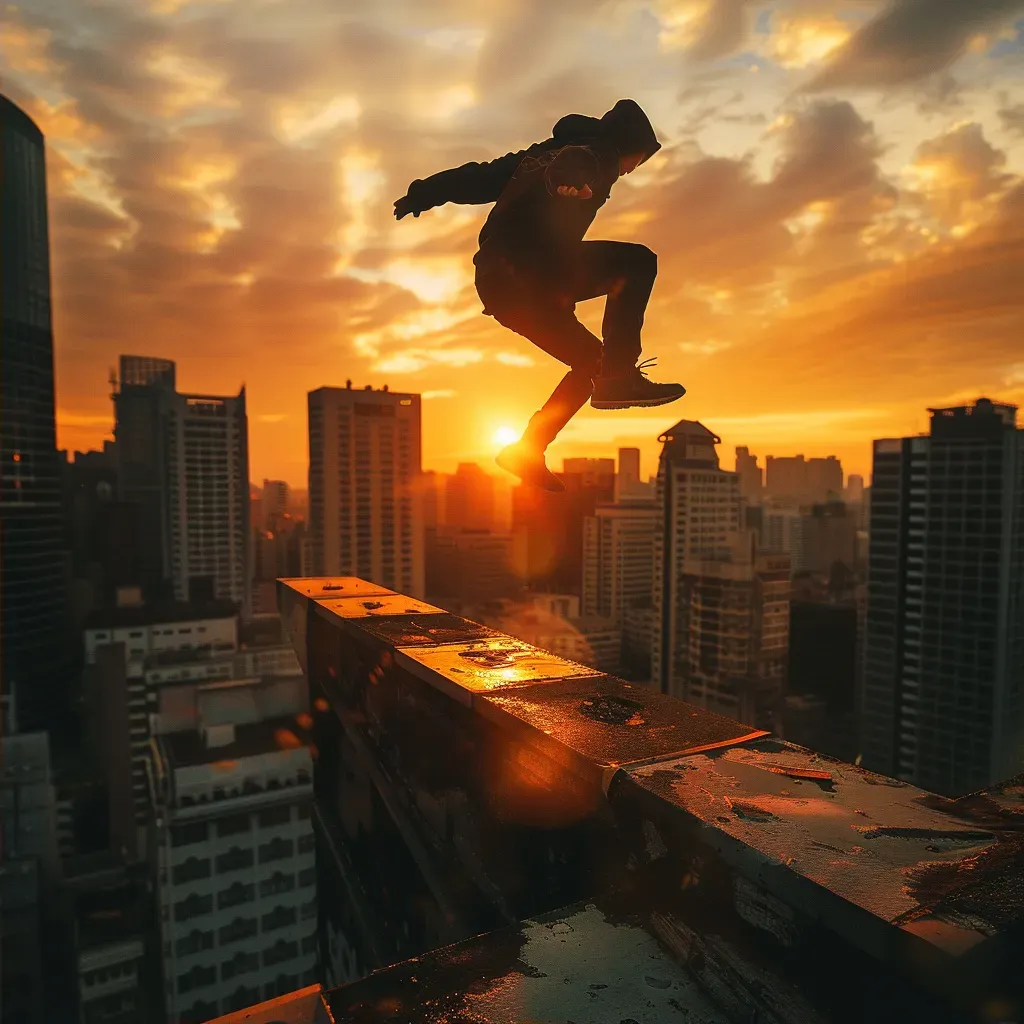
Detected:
[{"left": 393, "top": 99, "right": 685, "bottom": 492}]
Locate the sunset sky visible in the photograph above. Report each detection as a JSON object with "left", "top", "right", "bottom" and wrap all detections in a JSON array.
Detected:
[{"left": 4, "top": 0, "right": 1023, "bottom": 486}]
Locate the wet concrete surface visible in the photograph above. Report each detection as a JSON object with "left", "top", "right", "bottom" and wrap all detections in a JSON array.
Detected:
[
  {"left": 354, "top": 613, "right": 505, "bottom": 649},
  {"left": 620, "top": 738, "right": 1017, "bottom": 962},
  {"left": 325, "top": 900, "right": 723, "bottom": 1023},
  {"left": 279, "top": 577, "right": 397, "bottom": 600},
  {"left": 316, "top": 594, "right": 445, "bottom": 621},
  {"left": 395, "top": 638, "right": 602, "bottom": 707},
  {"left": 480, "top": 674, "right": 767, "bottom": 792}
]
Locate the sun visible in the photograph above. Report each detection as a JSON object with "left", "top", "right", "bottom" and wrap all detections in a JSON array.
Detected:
[{"left": 493, "top": 426, "right": 519, "bottom": 448}]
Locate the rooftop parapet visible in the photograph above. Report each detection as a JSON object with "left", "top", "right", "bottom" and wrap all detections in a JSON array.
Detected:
[{"left": 205, "top": 577, "right": 1022, "bottom": 1024}]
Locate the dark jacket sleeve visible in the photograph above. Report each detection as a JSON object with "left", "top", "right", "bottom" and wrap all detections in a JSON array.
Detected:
[
  {"left": 406, "top": 149, "right": 527, "bottom": 213},
  {"left": 544, "top": 146, "right": 600, "bottom": 195}
]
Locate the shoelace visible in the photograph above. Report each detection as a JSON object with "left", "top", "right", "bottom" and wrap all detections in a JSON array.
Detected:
[{"left": 636, "top": 356, "right": 658, "bottom": 378}]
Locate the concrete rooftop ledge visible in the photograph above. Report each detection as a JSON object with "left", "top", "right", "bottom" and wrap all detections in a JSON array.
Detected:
[{"left": 239, "top": 576, "right": 1024, "bottom": 1024}]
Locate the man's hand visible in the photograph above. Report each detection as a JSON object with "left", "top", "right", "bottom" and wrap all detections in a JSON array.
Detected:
[
  {"left": 556, "top": 183, "right": 593, "bottom": 199},
  {"left": 393, "top": 194, "right": 420, "bottom": 220}
]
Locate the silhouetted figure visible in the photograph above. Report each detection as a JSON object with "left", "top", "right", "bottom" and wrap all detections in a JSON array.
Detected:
[{"left": 394, "top": 100, "right": 685, "bottom": 491}]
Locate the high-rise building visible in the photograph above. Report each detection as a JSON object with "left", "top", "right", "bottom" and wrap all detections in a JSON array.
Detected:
[
  {"left": 558, "top": 458, "right": 615, "bottom": 595},
  {"left": 582, "top": 501, "right": 657, "bottom": 620},
  {"left": 760, "top": 507, "right": 806, "bottom": 570},
  {"left": 764, "top": 454, "right": 843, "bottom": 506},
  {"left": 651, "top": 420, "right": 741, "bottom": 696},
  {"left": 261, "top": 480, "right": 289, "bottom": 531},
  {"left": 0, "top": 731, "right": 60, "bottom": 1023},
  {"left": 764, "top": 455, "right": 807, "bottom": 504},
  {"left": 800, "top": 501, "right": 858, "bottom": 578},
  {"left": 614, "top": 447, "right": 652, "bottom": 502},
  {"left": 860, "top": 398, "right": 1024, "bottom": 796},
  {"left": 734, "top": 446, "right": 762, "bottom": 504},
  {"left": 168, "top": 388, "right": 251, "bottom": 612},
  {"left": 113, "top": 356, "right": 252, "bottom": 614},
  {"left": 1, "top": 94, "right": 75, "bottom": 735},
  {"left": 617, "top": 447, "right": 640, "bottom": 488},
  {"left": 807, "top": 456, "right": 844, "bottom": 503},
  {"left": 66, "top": 857, "right": 158, "bottom": 1024},
  {"left": 446, "top": 463, "right": 496, "bottom": 532},
  {"left": 307, "top": 384, "right": 424, "bottom": 597},
  {"left": 845, "top": 473, "right": 865, "bottom": 505},
  {"left": 148, "top": 676, "right": 317, "bottom": 1023},
  {"left": 417, "top": 471, "right": 448, "bottom": 531},
  {"left": 426, "top": 528, "right": 517, "bottom": 603},
  {"left": 83, "top": 602, "right": 241, "bottom": 857},
  {"left": 674, "top": 547, "right": 791, "bottom": 730}
]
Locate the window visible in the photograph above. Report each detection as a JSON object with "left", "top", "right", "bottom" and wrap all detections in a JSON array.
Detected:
[
  {"left": 170, "top": 822, "right": 207, "bottom": 847},
  {"left": 226, "top": 985, "right": 261, "bottom": 1013},
  {"left": 175, "top": 930, "right": 215, "bottom": 957},
  {"left": 258, "top": 837, "right": 294, "bottom": 864},
  {"left": 262, "top": 940, "right": 299, "bottom": 968},
  {"left": 172, "top": 857, "right": 211, "bottom": 884},
  {"left": 217, "top": 882, "right": 255, "bottom": 910},
  {"left": 261, "top": 905, "right": 297, "bottom": 931},
  {"left": 217, "top": 815, "right": 250, "bottom": 838},
  {"left": 260, "top": 872, "right": 295, "bottom": 898},
  {"left": 258, "top": 805, "right": 291, "bottom": 829},
  {"left": 297, "top": 833, "right": 315, "bottom": 854},
  {"left": 173, "top": 894, "right": 212, "bottom": 922},
  {"left": 219, "top": 917, "right": 258, "bottom": 946},
  {"left": 215, "top": 847, "right": 254, "bottom": 873},
  {"left": 221, "top": 951, "right": 259, "bottom": 981},
  {"left": 298, "top": 867, "right": 315, "bottom": 888}
]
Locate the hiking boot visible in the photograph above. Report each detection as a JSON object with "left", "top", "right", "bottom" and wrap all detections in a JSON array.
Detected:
[
  {"left": 591, "top": 357, "right": 686, "bottom": 410},
  {"left": 496, "top": 443, "right": 565, "bottom": 493}
]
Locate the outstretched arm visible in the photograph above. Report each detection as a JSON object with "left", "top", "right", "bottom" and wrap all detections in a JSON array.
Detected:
[{"left": 394, "top": 149, "right": 527, "bottom": 219}]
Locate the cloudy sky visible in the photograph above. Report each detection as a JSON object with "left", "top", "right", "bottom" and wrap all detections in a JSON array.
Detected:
[{"left": 4, "top": 0, "right": 1024, "bottom": 485}]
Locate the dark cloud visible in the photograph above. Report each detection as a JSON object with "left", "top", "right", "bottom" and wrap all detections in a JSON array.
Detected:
[{"left": 805, "top": 0, "right": 1024, "bottom": 91}]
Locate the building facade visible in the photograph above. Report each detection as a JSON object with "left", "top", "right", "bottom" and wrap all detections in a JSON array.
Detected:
[
  {"left": 113, "top": 357, "right": 252, "bottom": 614},
  {"left": 581, "top": 501, "right": 657, "bottom": 620},
  {"left": 148, "top": 683, "right": 317, "bottom": 1023},
  {"left": 0, "top": 93, "right": 75, "bottom": 734},
  {"left": 308, "top": 385, "right": 424, "bottom": 597},
  {"left": 0, "top": 731, "right": 60, "bottom": 1023},
  {"left": 651, "top": 420, "right": 741, "bottom": 696},
  {"left": 734, "top": 447, "right": 762, "bottom": 504},
  {"left": 674, "top": 550, "right": 791, "bottom": 730},
  {"left": 860, "top": 399, "right": 1024, "bottom": 796}
]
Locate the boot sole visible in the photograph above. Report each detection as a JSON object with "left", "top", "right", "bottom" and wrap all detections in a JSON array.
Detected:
[{"left": 591, "top": 390, "right": 686, "bottom": 411}]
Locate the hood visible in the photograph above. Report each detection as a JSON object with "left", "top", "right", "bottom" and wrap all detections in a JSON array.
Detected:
[
  {"left": 551, "top": 101, "right": 661, "bottom": 163},
  {"left": 551, "top": 112, "right": 603, "bottom": 144},
  {"left": 599, "top": 99, "right": 661, "bottom": 163}
]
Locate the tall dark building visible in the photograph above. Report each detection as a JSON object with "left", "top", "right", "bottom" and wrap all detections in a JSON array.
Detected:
[
  {"left": 861, "top": 398, "right": 1024, "bottom": 796},
  {"left": 0, "top": 93, "right": 74, "bottom": 734},
  {"left": 112, "top": 356, "right": 177, "bottom": 602}
]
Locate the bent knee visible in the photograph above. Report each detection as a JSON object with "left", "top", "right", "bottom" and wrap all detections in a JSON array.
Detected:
[{"left": 628, "top": 243, "right": 657, "bottom": 277}]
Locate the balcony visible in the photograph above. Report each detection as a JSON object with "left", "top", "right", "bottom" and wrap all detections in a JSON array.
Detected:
[{"left": 203, "top": 576, "right": 1023, "bottom": 1024}]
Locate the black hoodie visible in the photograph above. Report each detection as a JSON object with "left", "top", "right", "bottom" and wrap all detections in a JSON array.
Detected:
[{"left": 405, "top": 99, "right": 660, "bottom": 276}]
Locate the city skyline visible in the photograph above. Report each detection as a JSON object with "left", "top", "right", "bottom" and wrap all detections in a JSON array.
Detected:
[{"left": 2, "top": 2, "right": 1022, "bottom": 484}]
